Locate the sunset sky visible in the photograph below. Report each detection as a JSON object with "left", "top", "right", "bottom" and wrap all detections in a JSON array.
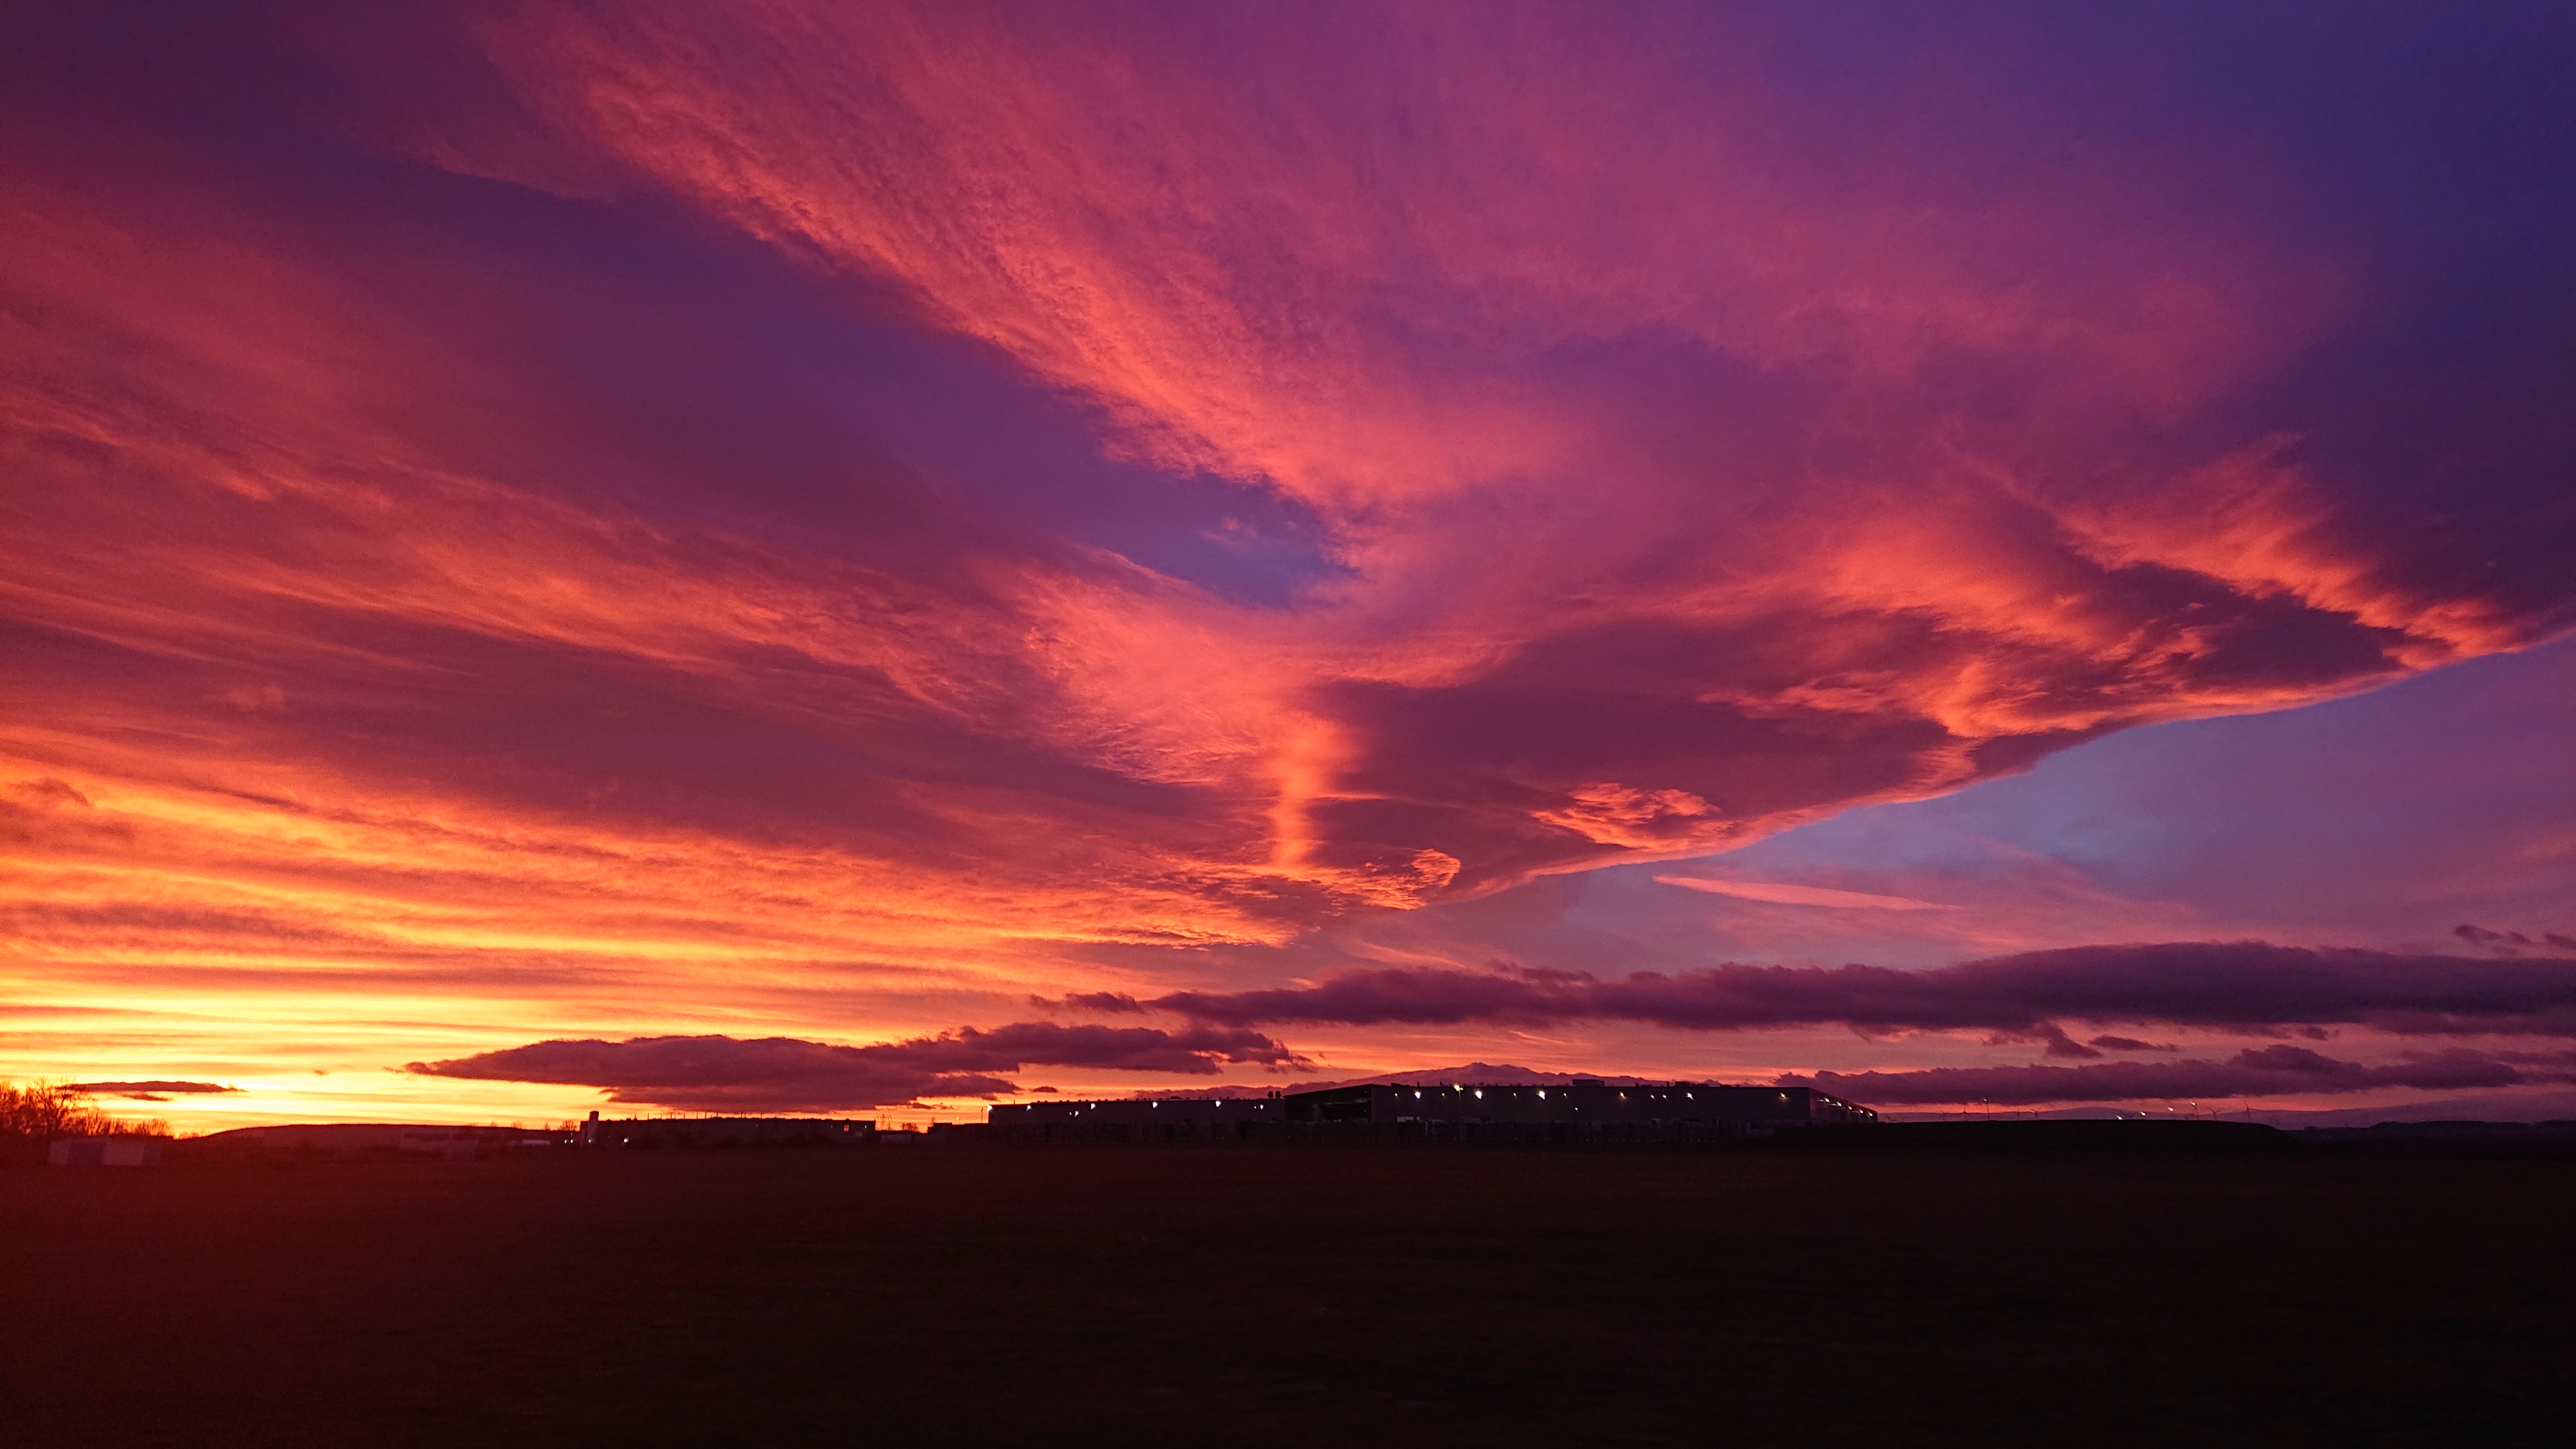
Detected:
[{"left": 6, "top": 2, "right": 2573, "bottom": 1131}]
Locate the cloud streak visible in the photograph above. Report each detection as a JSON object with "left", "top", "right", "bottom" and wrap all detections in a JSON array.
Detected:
[{"left": 65, "top": 1081, "right": 241, "bottom": 1099}]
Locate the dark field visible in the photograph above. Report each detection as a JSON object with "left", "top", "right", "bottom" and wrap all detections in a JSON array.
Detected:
[{"left": 7, "top": 1142, "right": 2573, "bottom": 1447}]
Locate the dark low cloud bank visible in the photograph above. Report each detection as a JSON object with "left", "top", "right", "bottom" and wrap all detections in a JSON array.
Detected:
[
  {"left": 1783, "top": 1045, "right": 2573, "bottom": 1106},
  {"left": 409, "top": 1022, "right": 1309, "bottom": 1111},
  {"left": 1106, "top": 942, "right": 2576, "bottom": 1044}
]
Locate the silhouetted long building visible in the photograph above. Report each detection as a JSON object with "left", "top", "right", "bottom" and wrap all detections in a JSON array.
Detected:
[
  {"left": 986, "top": 1079, "right": 1874, "bottom": 1141},
  {"left": 986, "top": 1095, "right": 1289, "bottom": 1140},
  {"left": 1284, "top": 1079, "right": 1877, "bottom": 1131},
  {"left": 579, "top": 1114, "right": 874, "bottom": 1148}
]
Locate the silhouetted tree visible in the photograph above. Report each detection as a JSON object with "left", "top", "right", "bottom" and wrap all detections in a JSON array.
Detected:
[{"left": 0, "top": 1080, "right": 170, "bottom": 1153}]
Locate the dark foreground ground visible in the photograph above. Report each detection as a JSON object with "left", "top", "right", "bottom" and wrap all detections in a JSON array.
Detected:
[{"left": 7, "top": 1140, "right": 2573, "bottom": 1447}]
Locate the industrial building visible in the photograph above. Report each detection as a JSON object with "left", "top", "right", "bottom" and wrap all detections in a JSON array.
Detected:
[
  {"left": 192, "top": 1123, "right": 573, "bottom": 1157},
  {"left": 987, "top": 1079, "right": 1874, "bottom": 1141},
  {"left": 1282, "top": 1079, "right": 1876, "bottom": 1133},
  {"left": 986, "top": 1094, "right": 1289, "bottom": 1141},
  {"left": 577, "top": 1112, "right": 874, "bottom": 1148}
]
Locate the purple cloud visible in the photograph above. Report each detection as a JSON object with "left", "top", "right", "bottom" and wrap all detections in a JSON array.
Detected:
[{"left": 1135, "top": 941, "right": 2576, "bottom": 1039}]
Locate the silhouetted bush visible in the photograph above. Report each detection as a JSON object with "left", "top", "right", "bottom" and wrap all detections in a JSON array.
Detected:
[{"left": 0, "top": 1080, "right": 169, "bottom": 1162}]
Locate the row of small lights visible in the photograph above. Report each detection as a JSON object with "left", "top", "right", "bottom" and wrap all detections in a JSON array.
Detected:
[
  {"left": 1043, "top": 1084, "right": 1862, "bottom": 1112},
  {"left": 1072, "top": 1085, "right": 1812, "bottom": 1103}
]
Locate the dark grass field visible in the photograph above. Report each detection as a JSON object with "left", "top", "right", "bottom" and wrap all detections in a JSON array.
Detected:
[{"left": 7, "top": 1141, "right": 2573, "bottom": 1447}]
